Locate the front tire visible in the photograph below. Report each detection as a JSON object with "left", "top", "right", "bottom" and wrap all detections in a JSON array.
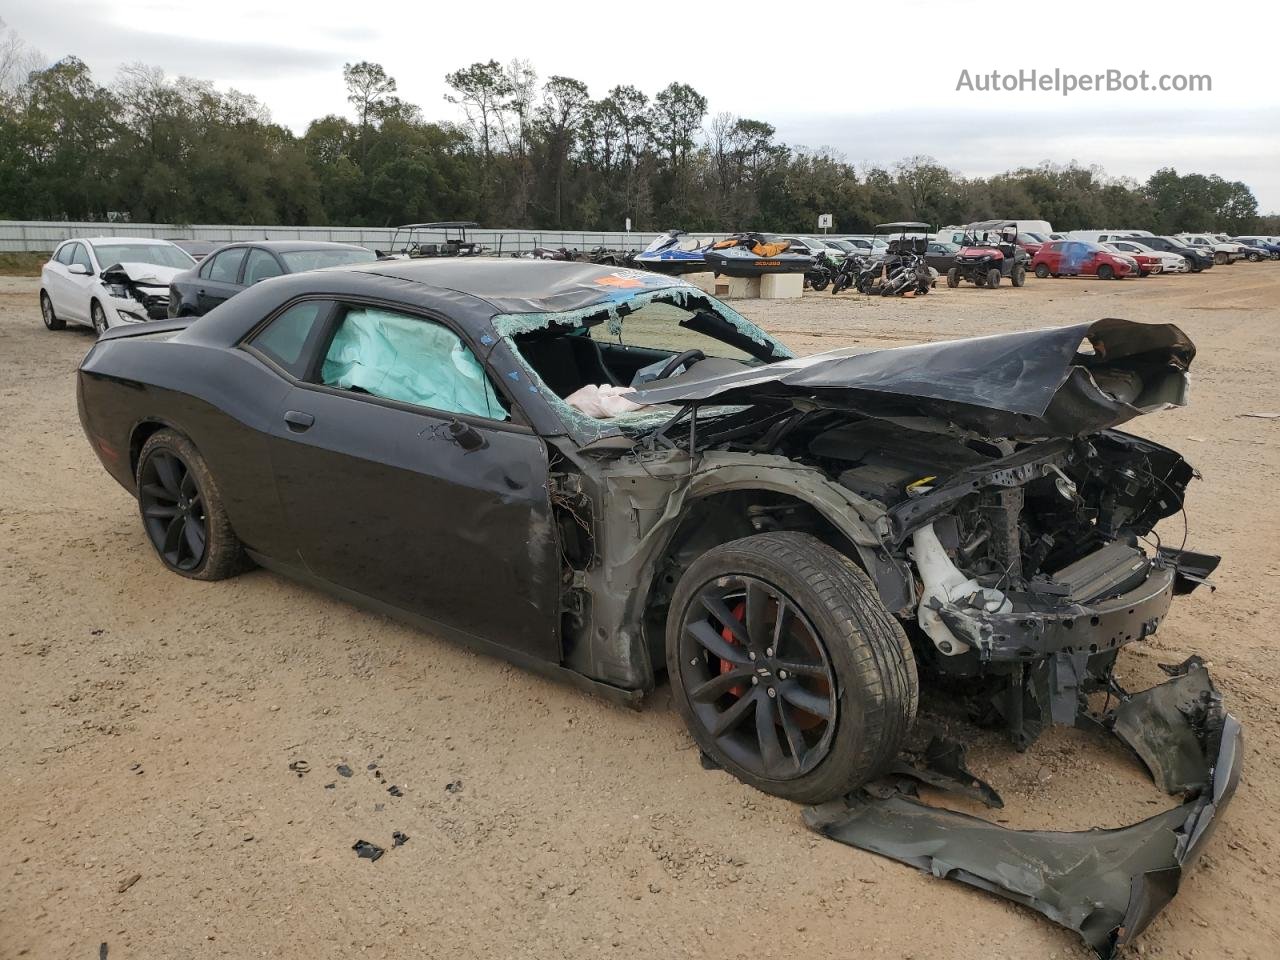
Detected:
[
  {"left": 136, "top": 430, "right": 249, "bottom": 581},
  {"left": 40, "top": 291, "right": 65, "bottom": 330},
  {"left": 1214, "top": 251, "right": 1228, "bottom": 265},
  {"left": 946, "top": 267, "right": 960, "bottom": 288},
  {"left": 666, "top": 532, "right": 918, "bottom": 804},
  {"left": 91, "top": 300, "right": 109, "bottom": 336},
  {"left": 1097, "top": 264, "right": 1115, "bottom": 280},
  {"left": 986, "top": 268, "right": 1001, "bottom": 287}
]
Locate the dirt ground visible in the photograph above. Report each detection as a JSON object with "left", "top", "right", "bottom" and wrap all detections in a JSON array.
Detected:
[{"left": 2, "top": 268, "right": 1278, "bottom": 960}]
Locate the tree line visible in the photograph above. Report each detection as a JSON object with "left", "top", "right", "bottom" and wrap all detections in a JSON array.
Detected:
[{"left": 0, "top": 23, "right": 1270, "bottom": 236}]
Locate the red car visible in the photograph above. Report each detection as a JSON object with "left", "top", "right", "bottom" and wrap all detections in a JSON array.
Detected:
[
  {"left": 1031, "top": 240, "right": 1136, "bottom": 280},
  {"left": 1016, "top": 232, "right": 1046, "bottom": 259},
  {"left": 1100, "top": 242, "right": 1163, "bottom": 277}
]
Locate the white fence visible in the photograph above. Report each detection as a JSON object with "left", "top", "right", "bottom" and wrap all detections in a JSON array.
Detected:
[{"left": 0, "top": 220, "right": 670, "bottom": 255}]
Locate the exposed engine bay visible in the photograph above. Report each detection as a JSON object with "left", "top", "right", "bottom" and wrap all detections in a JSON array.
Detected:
[{"left": 101, "top": 262, "right": 174, "bottom": 321}]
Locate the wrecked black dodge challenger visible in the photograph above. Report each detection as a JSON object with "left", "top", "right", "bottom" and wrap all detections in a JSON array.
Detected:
[{"left": 78, "top": 261, "right": 1236, "bottom": 954}]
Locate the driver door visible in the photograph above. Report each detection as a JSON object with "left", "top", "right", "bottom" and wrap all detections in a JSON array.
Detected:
[{"left": 268, "top": 300, "right": 562, "bottom": 661}]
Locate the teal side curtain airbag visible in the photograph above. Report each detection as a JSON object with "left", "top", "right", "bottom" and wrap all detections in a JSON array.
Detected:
[{"left": 322, "top": 307, "right": 507, "bottom": 421}]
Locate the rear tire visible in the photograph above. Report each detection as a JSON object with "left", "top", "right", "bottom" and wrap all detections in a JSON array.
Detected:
[
  {"left": 40, "top": 291, "right": 65, "bottom": 330},
  {"left": 666, "top": 532, "right": 918, "bottom": 804},
  {"left": 1011, "top": 264, "right": 1026, "bottom": 287},
  {"left": 136, "top": 430, "right": 250, "bottom": 581},
  {"left": 1034, "top": 263, "right": 1051, "bottom": 279}
]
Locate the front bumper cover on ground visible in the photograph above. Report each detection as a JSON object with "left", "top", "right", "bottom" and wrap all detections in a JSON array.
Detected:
[{"left": 803, "top": 661, "right": 1242, "bottom": 959}]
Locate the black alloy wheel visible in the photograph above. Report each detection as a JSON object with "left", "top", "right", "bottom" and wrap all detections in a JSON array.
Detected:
[
  {"left": 138, "top": 448, "right": 207, "bottom": 572},
  {"left": 676, "top": 575, "right": 837, "bottom": 781}
]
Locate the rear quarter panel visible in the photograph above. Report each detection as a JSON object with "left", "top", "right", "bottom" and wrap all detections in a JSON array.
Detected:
[{"left": 78, "top": 335, "right": 296, "bottom": 559}]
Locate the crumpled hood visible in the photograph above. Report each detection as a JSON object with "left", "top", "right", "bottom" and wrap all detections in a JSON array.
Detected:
[
  {"left": 101, "top": 261, "right": 186, "bottom": 289},
  {"left": 627, "top": 318, "right": 1195, "bottom": 439}
]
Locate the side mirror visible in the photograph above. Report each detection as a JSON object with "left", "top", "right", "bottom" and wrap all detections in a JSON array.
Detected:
[{"left": 68, "top": 263, "right": 92, "bottom": 276}]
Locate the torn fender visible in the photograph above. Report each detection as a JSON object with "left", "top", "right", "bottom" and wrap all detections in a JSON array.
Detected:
[
  {"left": 628, "top": 318, "right": 1194, "bottom": 439},
  {"left": 803, "top": 663, "right": 1241, "bottom": 959}
]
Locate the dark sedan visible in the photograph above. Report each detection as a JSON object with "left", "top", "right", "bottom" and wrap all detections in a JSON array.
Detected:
[
  {"left": 1141, "top": 235, "right": 1215, "bottom": 272},
  {"left": 168, "top": 240, "right": 375, "bottom": 317}
]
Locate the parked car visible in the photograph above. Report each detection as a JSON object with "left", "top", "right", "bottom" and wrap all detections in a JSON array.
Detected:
[
  {"left": 1232, "top": 236, "right": 1280, "bottom": 260},
  {"left": 771, "top": 235, "right": 846, "bottom": 260},
  {"left": 1103, "top": 239, "right": 1188, "bottom": 273},
  {"left": 168, "top": 239, "right": 218, "bottom": 262},
  {"left": 837, "top": 236, "right": 889, "bottom": 259},
  {"left": 1100, "top": 242, "right": 1164, "bottom": 276},
  {"left": 1031, "top": 240, "right": 1137, "bottom": 279},
  {"left": 40, "top": 237, "right": 196, "bottom": 335},
  {"left": 1217, "top": 235, "right": 1272, "bottom": 262},
  {"left": 1068, "top": 230, "right": 1153, "bottom": 245},
  {"left": 1140, "top": 236, "right": 1215, "bottom": 272},
  {"left": 77, "top": 259, "right": 1217, "bottom": 812},
  {"left": 1016, "top": 232, "right": 1046, "bottom": 258},
  {"left": 168, "top": 241, "right": 376, "bottom": 317},
  {"left": 923, "top": 239, "right": 961, "bottom": 274},
  {"left": 1175, "top": 234, "right": 1243, "bottom": 265}
]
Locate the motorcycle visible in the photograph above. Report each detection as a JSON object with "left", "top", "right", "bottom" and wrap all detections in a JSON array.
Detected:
[
  {"left": 804, "top": 250, "right": 841, "bottom": 291},
  {"left": 851, "top": 250, "right": 932, "bottom": 297}
]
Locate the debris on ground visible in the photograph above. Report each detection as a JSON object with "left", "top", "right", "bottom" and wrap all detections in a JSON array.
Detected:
[
  {"left": 805, "top": 661, "right": 1241, "bottom": 960},
  {"left": 445, "top": 780, "right": 462, "bottom": 794},
  {"left": 115, "top": 873, "right": 141, "bottom": 894},
  {"left": 288, "top": 760, "right": 309, "bottom": 777},
  {"left": 352, "top": 840, "right": 384, "bottom": 862},
  {"left": 387, "top": 785, "right": 403, "bottom": 797},
  {"left": 336, "top": 764, "right": 353, "bottom": 778},
  {"left": 392, "top": 831, "right": 409, "bottom": 847}
]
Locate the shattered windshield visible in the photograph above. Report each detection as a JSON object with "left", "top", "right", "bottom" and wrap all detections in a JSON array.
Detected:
[
  {"left": 494, "top": 286, "right": 792, "bottom": 438},
  {"left": 90, "top": 242, "right": 195, "bottom": 269}
]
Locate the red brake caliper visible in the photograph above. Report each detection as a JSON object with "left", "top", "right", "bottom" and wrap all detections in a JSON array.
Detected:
[{"left": 719, "top": 600, "right": 748, "bottom": 698}]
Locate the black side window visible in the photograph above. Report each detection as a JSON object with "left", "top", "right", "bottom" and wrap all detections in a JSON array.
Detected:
[
  {"left": 243, "top": 248, "right": 284, "bottom": 285},
  {"left": 248, "top": 300, "right": 332, "bottom": 378},
  {"left": 206, "top": 249, "right": 246, "bottom": 284}
]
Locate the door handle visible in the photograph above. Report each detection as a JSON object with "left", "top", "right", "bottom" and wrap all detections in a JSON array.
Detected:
[{"left": 284, "top": 410, "right": 315, "bottom": 432}]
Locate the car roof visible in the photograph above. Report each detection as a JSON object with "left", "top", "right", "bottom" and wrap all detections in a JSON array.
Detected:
[
  {"left": 210, "top": 240, "right": 370, "bottom": 253},
  {"left": 346, "top": 258, "right": 695, "bottom": 316},
  {"left": 68, "top": 236, "right": 175, "bottom": 245}
]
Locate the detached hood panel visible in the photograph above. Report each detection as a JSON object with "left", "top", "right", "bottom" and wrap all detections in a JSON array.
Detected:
[{"left": 627, "top": 318, "right": 1195, "bottom": 438}]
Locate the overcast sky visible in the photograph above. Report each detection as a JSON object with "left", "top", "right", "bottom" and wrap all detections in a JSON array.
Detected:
[{"left": 9, "top": 0, "right": 1279, "bottom": 210}]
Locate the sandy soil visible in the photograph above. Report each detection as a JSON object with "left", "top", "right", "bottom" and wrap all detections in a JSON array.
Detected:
[{"left": 2, "top": 269, "right": 1278, "bottom": 960}]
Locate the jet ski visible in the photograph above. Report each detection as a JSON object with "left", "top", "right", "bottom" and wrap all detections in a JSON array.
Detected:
[
  {"left": 632, "top": 230, "right": 713, "bottom": 274},
  {"left": 703, "top": 233, "right": 815, "bottom": 278}
]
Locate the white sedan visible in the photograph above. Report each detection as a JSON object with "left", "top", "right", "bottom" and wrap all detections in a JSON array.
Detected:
[
  {"left": 40, "top": 237, "right": 196, "bottom": 335},
  {"left": 1105, "top": 239, "right": 1190, "bottom": 274}
]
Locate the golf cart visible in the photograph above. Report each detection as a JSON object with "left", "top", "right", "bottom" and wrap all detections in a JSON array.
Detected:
[
  {"left": 946, "top": 220, "right": 1029, "bottom": 288},
  {"left": 379, "top": 222, "right": 484, "bottom": 259}
]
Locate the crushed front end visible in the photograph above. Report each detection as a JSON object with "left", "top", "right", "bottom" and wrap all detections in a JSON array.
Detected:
[{"left": 101, "top": 262, "right": 175, "bottom": 322}]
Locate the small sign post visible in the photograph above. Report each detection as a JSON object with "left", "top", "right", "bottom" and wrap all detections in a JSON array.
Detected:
[{"left": 817, "top": 213, "right": 833, "bottom": 233}]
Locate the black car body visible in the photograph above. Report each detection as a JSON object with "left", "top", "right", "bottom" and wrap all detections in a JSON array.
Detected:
[
  {"left": 924, "top": 239, "right": 960, "bottom": 274},
  {"left": 167, "top": 240, "right": 376, "bottom": 317},
  {"left": 78, "top": 259, "right": 1234, "bottom": 956},
  {"left": 1142, "top": 235, "right": 1215, "bottom": 271}
]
